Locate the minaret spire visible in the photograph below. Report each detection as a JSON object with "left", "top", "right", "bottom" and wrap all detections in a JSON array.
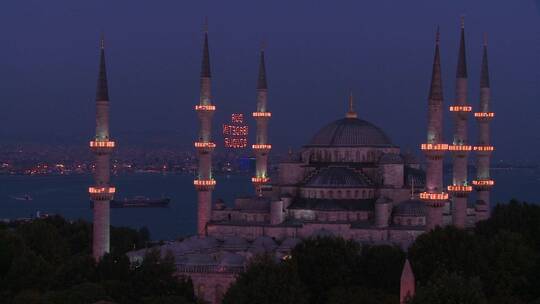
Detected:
[
  {"left": 449, "top": 17, "right": 473, "bottom": 228},
  {"left": 194, "top": 19, "right": 217, "bottom": 236},
  {"left": 257, "top": 41, "right": 268, "bottom": 90},
  {"left": 420, "top": 27, "right": 448, "bottom": 230},
  {"left": 252, "top": 41, "right": 272, "bottom": 194},
  {"left": 429, "top": 26, "right": 443, "bottom": 102},
  {"left": 96, "top": 34, "right": 109, "bottom": 102},
  {"left": 89, "top": 34, "right": 116, "bottom": 260},
  {"left": 456, "top": 16, "right": 468, "bottom": 78},
  {"left": 473, "top": 33, "right": 495, "bottom": 222}
]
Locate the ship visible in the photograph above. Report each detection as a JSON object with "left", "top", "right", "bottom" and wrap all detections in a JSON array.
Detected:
[
  {"left": 11, "top": 194, "right": 33, "bottom": 201},
  {"left": 90, "top": 196, "right": 170, "bottom": 209}
]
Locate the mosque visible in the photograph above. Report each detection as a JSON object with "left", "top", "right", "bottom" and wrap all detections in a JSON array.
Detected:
[{"left": 97, "top": 19, "right": 495, "bottom": 304}]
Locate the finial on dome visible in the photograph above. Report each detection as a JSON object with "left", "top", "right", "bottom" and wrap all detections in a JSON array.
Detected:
[{"left": 346, "top": 91, "right": 357, "bottom": 119}]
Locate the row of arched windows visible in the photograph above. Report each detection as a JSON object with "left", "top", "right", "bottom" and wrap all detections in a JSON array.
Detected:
[
  {"left": 305, "top": 149, "right": 381, "bottom": 163},
  {"left": 301, "top": 188, "right": 374, "bottom": 199}
]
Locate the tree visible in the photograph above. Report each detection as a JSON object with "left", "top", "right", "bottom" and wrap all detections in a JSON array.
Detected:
[
  {"left": 359, "top": 245, "right": 405, "bottom": 294},
  {"left": 326, "top": 286, "right": 397, "bottom": 304},
  {"left": 409, "top": 272, "right": 487, "bottom": 304},
  {"left": 408, "top": 226, "right": 481, "bottom": 283},
  {"left": 223, "top": 254, "right": 307, "bottom": 304},
  {"left": 291, "top": 236, "right": 362, "bottom": 304}
]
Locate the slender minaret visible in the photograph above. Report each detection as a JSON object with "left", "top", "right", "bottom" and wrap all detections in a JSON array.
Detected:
[
  {"left": 420, "top": 27, "right": 448, "bottom": 230},
  {"left": 473, "top": 34, "right": 495, "bottom": 221},
  {"left": 448, "top": 18, "right": 473, "bottom": 228},
  {"left": 89, "top": 35, "right": 116, "bottom": 260},
  {"left": 252, "top": 44, "right": 272, "bottom": 195},
  {"left": 400, "top": 259, "right": 416, "bottom": 304},
  {"left": 193, "top": 22, "right": 216, "bottom": 236}
]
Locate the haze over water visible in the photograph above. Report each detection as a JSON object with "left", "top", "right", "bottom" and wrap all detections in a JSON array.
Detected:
[{"left": 0, "top": 169, "right": 536, "bottom": 240}]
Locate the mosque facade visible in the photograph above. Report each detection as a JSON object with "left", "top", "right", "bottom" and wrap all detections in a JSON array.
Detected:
[{"left": 126, "top": 19, "right": 495, "bottom": 304}]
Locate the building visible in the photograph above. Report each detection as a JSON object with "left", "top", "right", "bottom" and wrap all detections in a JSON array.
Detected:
[{"left": 127, "top": 20, "right": 495, "bottom": 304}]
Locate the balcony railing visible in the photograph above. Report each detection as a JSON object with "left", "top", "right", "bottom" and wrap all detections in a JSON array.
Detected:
[
  {"left": 420, "top": 143, "right": 448, "bottom": 151},
  {"left": 194, "top": 105, "right": 216, "bottom": 111},
  {"left": 419, "top": 192, "right": 449, "bottom": 200},
  {"left": 89, "top": 141, "right": 115, "bottom": 148},
  {"left": 252, "top": 112, "right": 272, "bottom": 118},
  {"left": 252, "top": 144, "right": 272, "bottom": 150},
  {"left": 449, "top": 105, "right": 472, "bottom": 112}
]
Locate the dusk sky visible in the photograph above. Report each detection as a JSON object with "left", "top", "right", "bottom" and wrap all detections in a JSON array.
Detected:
[{"left": 2, "top": 0, "right": 539, "bottom": 161}]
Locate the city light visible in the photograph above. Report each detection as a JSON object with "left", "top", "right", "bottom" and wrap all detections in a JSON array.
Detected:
[{"left": 193, "top": 179, "right": 217, "bottom": 187}]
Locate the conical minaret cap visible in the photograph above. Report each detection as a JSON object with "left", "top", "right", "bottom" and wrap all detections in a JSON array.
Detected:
[
  {"left": 257, "top": 44, "right": 268, "bottom": 90},
  {"left": 200, "top": 23, "right": 211, "bottom": 78},
  {"left": 456, "top": 17, "right": 468, "bottom": 78},
  {"left": 96, "top": 34, "right": 109, "bottom": 101},
  {"left": 428, "top": 27, "right": 443, "bottom": 101},
  {"left": 480, "top": 34, "right": 490, "bottom": 88}
]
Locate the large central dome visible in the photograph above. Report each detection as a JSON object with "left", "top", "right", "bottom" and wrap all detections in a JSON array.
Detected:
[{"left": 306, "top": 117, "right": 393, "bottom": 147}]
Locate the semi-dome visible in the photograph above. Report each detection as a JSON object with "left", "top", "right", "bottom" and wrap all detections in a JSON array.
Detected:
[
  {"left": 306, "top": 118, "right": 393, "bottom": 147},
  {"left": 305, "top": 167, "right": 372, "bottom": 188}
]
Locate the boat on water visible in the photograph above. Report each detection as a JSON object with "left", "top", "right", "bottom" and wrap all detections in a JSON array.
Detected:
[
  {"left": 10, "top": 194, "right": 33, "bottom": 201},
  {"left": 90, "top": 196, "right": 170, "bottom": 209}
]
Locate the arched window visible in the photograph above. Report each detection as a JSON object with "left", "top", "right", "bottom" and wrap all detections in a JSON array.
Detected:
[
  {"left": 346, "top": 190, "right": 350, "bottom": 198},
  {"left": 328, "top": 190, "right": 334, "bottom": 198},
  {"left": 362, "top": 190, "right": 366, "bottom": 198},
  {"left": 320, "top": 191, "right": 325, "bottom": 198},
  {"left": 197, "top": 284, "right": 206, "bottom": 299},
  {"left": 337, "top": 190, "right": 342, "bottom": 199}
]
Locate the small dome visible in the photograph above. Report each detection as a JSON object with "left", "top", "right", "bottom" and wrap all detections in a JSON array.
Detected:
[
  {"left": 305, "top": 167, "right": 371, "bottom": 188},
  {"left": 379, "top": 153, "right": 404, "bottom": 164},
  {"left": 306, "top": 118, "right": 393, "bottom": 147},
  {"left": 278, "top": 237, "right": 301, "bottom": 250},
  {"left": 185, "top": 253, "right": 216, "bottom": 265},
  {"left": 250, "top": 236, "right": 277, "bottom": 254},
  {"left": 222, "top": 236, "right": 249, "bottom": 250},
  {"left": 393, "top": 200, "right": 426, "bottom": 217},
  {"left": 219, "top": 252, "right": 246, "bottom": 266}
]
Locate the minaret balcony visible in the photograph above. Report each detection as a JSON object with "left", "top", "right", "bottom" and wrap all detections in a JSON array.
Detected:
[
  {"left": 90, "top": 140, "right": 115, "bottom": 153},
  {"left": 448, "top": 145, "right": 472, "bottom": 152},
  {"left": 449, "top": 105, "right": 472, "bottom": 112},
  {"left": 195, "top": 142, "right": 216, "bottom": 152},
  {"left": 474, "top": 112, "right": 495, "bottom": 121},
  {"left": 420, "top": 192, "right": 449, "bottom": 201},
  {"left": 421, "top": 143, "right": 448, "bottom": 151},
  {"left": 194, "top": 179, "right": 216, "bottom": 191},
  {"left": 473, "top": 145, "right": 494, "bottom": 152},
  {"left": 89, "top": 186, "right": 116, "bottom": 201},
  {"left": 252, "top": 177, "right": 270, "bottom": 184},
  {"left": 447, "top": 185, "right": 473, "bottom": 194},
  {"left": 472, "top": 179, "right": 495, "bottom": 189},
  {"left": 252, "top": 144, "right": 272, "bottom": 151},
  {"left": 195, "top": 104, "right": 216, "bottom": 112},
  {"left": 252, "top": 112, "right": 272, "bottom": 118}
]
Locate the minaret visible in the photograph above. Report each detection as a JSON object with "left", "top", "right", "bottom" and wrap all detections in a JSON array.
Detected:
[
  {"left": 252, "top": 43, "right": 272, "bottom": 195},
  {"left": 89, "top": 35, "right": 116, "bottom": 260},
  {"left": 420, "top": 27, "right": 449, "bottom": 230},
  {"left": 193, "top": 22, "right": 216, "bottom": 236},
  {"left": 473, "top": 34, "right": 495, "bottom": 221},
  {"left": 448, "top": 18, "right": 473, "bottom": 228},
  {"left": 400, "top": 259, "right": 416, "bottom": 304}
]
